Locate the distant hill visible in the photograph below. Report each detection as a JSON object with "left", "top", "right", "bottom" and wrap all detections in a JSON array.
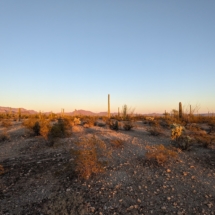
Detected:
[
  {"left": 0, "top": 106, "right": 37, "bottom": 114},
  {"left": 61, "top": 110, "right": 118, "bottom": 116}
]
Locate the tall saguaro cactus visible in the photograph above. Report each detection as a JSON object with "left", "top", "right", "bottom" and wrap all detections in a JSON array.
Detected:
[
  {"left": 190, "top": 105, "right": 192, "bottom": 116},
  {"left": 18, "top": 108, "right": 21, "bottom": 121},
  {"left": 108, "top": 94, "right": 110, "bottom": 118},
  {"left": 179, "top": 102, "right": 182, "bottom": 119}
]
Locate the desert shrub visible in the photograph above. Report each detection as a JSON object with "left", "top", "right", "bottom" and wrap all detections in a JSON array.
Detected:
[
  {"left": 208, "top": 120, "right": 215, "bottom": 134},
  {"left": 40, "top": 120, "right": 51, "bottom": 139},
  {"left": 0, "top": 165, "right": 4, "bottom": 175},
  {"left": 145, "top": 144, "right": 177, "bottom": 165},
  {"left": 173, "top": 135, "right": 193, "bottom": 150},
  {"left": 73, "top": 117, "right": 81, "bottom": 125},
  {"left": 195, "top": 135, "right": 215, "bottom": 148},
  {"left": 160, "top": 118, "right": 173, "bottom": 128},
  {"left": 83, "top": 117, "right": 96, "bottom": 127},
  {"left": 97, "top": 121, "right": 106, "bottom": 127},
  {"left": 101, "top": 116, "right": 109, "bottom": 123},
  {"left": 186, "top": 123, "right": 201, "bottom": 132},
  {"left": 109, "top": 120, "right": 119, "bottom": 130},
  {"left": 23, "top": 117, "right": 51, "bottom": 138},
  {"left": 110, "top": 139, "right": 124, "bottom": 148},
  {"left": 123, "top": 121, "right": 134, "bottom": 131},
  {"left": 23, "top": 117, "right": 38, "bottom": 130},
  {"left": 49, "top": 118, "right": 71, "bottom": 139},
  {"left": 0, "top": 131, "right": 10, "bottom": 142},
  {"left": 32, "top": 121, "right": 40, "bottom": 135},
  {"left": 1, "top": 120, "right": 12, "bottom": 128},
  {"left": 49, "top": 121, "right": 65, "bottom": 138},
  {"left": 71, "top": 136, "right": 111, "bottom": 179},
  {"left": 147, "top": 127, "right": 163, "bottom": 136},
  {"left": 145, "top": 116, "right": 154, "bottom": 121}
]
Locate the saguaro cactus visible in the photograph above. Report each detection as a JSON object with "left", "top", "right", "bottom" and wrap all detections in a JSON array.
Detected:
[
  {"left": 118, "top": 107, "right": 120, "bottom": 117},
  {"left": 190, "top": 105, "right": 192, "bottom": 116},
  {"left": 108, "top": 94, "right": 110, "bottom": 118},
  {"left": 18, "top": 108, "right": 21, "bottom": 121},
  {"left": 179, "top": 102, "right": 182, "bottom": 119}
]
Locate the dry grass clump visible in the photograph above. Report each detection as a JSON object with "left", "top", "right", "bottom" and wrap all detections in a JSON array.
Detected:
[
  {"left": 110, "top": 139, "right": 124, "bottom": 148},
  {"left": 71, "top": 136, "right": 111, "bottom": 179},
  {"left": 145, "top": 144, "right": 177, "bottom": 165},
  {"left": 0, "top": 165, "right": 4, "bottom": 175},
  {"left": 1, "top": 120, "right": 12, "bottom": 128},
  {"left": 123, "top": 121, "right": 134, "bottom": 131},
  {"left": 0, "top": 130, "right": 10, "bottom": 142}
]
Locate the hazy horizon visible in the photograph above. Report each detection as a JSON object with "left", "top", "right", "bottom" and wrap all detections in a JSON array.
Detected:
[{"left": 1, "top": 1, "right": 215, "bottom": 114}]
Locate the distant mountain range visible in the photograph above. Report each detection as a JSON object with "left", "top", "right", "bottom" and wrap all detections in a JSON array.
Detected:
[
  {"left": 1, "top": 106, "right": 211, "bottom": 116},
  {"left": 0, "top": 106, "right": 37, "bottom": 114},
  {"left": 0, "top": 106, "right": 114, "bottom": 116}
]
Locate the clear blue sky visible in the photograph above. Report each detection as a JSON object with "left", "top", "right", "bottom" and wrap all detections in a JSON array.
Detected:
[{"left": 0, "top": 1, "right": 214, "bottom": 114}]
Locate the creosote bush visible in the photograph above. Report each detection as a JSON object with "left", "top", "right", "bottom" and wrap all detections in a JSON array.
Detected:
[
  {"left": 145, "top": 144, "right": 177, "bottom": 165},
  {"left": 174, "top": 135, "right": 193, "bottom": 151},
  {"left": 147, "top": 126, "right": 163, "bottom": 136},
  {"left": 40, "top": 120, "right": 51, "bottom": 139},
  {"left": 110, "top": 139, "right": 124, "bottom": 148},
  {"left": 123, "top": 121, "right": 134, "bottom": 131},
  {"left": 23, "top": 117, "right": 72, "bottom": 144},
  {"left": 71, "top": 136, "right": 111, "bottom": 179},
  {"left": 109, "top": 120, "right": 119, "bottom": 130},
  {"left": 32, "top": 121, "right": 40, "bottom": 136}
]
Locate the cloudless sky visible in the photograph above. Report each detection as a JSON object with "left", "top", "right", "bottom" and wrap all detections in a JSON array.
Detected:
[{"left": 0, "top": 0, "right": 215, "bottom": 114}]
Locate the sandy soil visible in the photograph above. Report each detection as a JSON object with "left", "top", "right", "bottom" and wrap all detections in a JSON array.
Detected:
[{"left": 0, "top": 120, "right": 215, "bottom": 215}]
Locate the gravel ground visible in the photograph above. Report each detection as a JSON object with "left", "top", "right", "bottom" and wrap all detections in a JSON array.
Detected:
[{"left": 0, "top": 121, "right": 215, "bottom": 215}]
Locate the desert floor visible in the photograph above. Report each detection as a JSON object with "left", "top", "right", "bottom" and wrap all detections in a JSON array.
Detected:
[{"left": 0, "top": 119, "right": 215, "bottom": 215}]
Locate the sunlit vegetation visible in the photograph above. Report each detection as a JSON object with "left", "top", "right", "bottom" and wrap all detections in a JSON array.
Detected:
[
  {"left": 70, "top": 136, "right": 111, "bottom": 179},
  {"left": 145, "top": 144, "right": 178, "bottom": 165}
]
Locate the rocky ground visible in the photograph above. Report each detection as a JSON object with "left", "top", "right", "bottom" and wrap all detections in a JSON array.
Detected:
[{"left": 0, "top": 120, "right": 215, "bottom": 215}]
